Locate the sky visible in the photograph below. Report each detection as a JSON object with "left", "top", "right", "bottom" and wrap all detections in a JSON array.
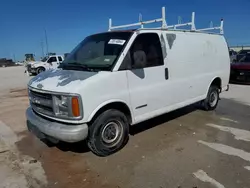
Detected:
[{"left": 0, "top": 0, "right": 250, "bottom": 61}]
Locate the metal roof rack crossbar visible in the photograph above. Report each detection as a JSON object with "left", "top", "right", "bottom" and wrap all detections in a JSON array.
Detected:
[{"left": 108, "top": 7, "right": 224, "bottom": 35}]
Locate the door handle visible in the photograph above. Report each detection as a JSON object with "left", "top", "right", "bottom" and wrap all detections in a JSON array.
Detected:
[{"left": 165, "top": 68, "right": 169, "bottom": 80}]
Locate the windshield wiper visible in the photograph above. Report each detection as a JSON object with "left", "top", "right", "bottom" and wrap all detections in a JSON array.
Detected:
[{"left": 60, "top": 62, "right": 94, "bottom": 71}]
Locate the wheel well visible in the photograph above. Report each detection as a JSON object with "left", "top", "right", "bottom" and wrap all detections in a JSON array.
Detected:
[
  {"left": 37, "top": 66, "right": 45, "bottom": 70},
  {"left": 211, "top": 77, "right": 222, "bottom": 90},
  {"left": 90, "top": 102, "right": 132, "bottom": 124}
]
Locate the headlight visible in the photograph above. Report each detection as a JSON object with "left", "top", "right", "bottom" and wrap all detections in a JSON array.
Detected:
[
  {"left": 53, "top": 95, "right": 82, "bottom": 119},
  {"left": 31, "top": 64, "right": 35, "bottom": 68}
]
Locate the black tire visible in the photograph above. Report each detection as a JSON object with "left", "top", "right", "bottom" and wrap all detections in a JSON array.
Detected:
[
  {"left": 201, "top": 85, "right": 220, "bottom": 111},
  {"left": 87, "top": 109, "right": 129, "bottom": 157},
  {"left": 36, "top": 67, "right": 45, "bottom": 74}
]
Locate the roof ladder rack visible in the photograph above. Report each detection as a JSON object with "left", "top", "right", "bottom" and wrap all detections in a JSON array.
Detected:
[
  {"left": 196, "top": 19, "right": 224, "bottom": 34},
  {"left": 108, "top": 7, "right": 224, "bottom": 35},
  {"left": 108, "top": 7, "right": 167, "bottom": 31},
  {"left": 166, "top": 12, "right": 196, "bottom": 31}
]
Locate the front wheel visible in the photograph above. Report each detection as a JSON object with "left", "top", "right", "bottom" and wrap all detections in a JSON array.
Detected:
[
  {"left": 87, "top": 109, "right": 129, "bottom": 157},
  {"left": 36, "top": 67, "right": 45, "bottom": 74},
  {"left": 201, "top": 85, "right": 220, "bottom": 111}
]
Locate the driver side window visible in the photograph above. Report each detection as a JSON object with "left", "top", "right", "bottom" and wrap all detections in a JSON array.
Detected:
[
  {"left": 120, "top": 33, "right": 164, "bottom": 70},
  {"left": 47, "top": 57, "right": 57, "bottom": 63}
]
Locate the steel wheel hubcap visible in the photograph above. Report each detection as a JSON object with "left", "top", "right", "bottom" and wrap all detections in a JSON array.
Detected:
[
  {"left": 209, "top": 91, "right": 218, "bottom": 107},
  {"left": 101, "top": 121, "right": 122, "bottom": 145},
  {"left": 38, "top": 69, "right": 44, "bottom": 73}
]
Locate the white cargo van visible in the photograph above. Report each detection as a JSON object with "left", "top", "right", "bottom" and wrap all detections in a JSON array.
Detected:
[{"left": 26, "top": 8, "right": 230, "bottom": 156}]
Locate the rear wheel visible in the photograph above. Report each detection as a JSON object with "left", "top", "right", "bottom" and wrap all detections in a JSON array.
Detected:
[
  {"left": 87, "top": 109, "right": 129, "bottom": 157},
  {"left": 36, "top": 67, "right": 45, "bottom": 74},
  {"left": 201, "top": 85, "right": 220, "bottom": 111}
]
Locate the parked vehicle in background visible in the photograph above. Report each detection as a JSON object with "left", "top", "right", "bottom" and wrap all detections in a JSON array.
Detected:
[
  {"left": 238, "top": 49, "right": 250, "bottom": 55},
  {"left": 26, "top": 55, "right": 64, "bottom": 75},
  {"left": 0, "top": 58, "right": 16, "bottom": 67},
  {"left": 230, "top": 52, "right": 250, "bottom": 84},
  {"left": 229, "top": 49, "right": 237, "bottom": 63},
  {"left": 15, "top": 61, "right": 24, "bottom": 66},
  {"left": 232, "top": 49, "right": 250, "bottom": 63},
  {"left": 26, "top": 7, "right": 230, "bottom": 156}
]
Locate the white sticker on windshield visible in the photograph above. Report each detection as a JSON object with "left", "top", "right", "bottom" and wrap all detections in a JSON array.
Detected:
[{"left": 108, "top": 39, "right": 126, "bottom": 45}]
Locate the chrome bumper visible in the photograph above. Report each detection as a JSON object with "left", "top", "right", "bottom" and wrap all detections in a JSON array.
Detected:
[{"left": 26, "top": 107, "right": 88, "bottom": 143}]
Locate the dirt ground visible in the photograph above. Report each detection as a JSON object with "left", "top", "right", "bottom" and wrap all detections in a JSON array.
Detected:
[{"left": 0, "top": 66, "right": 250, "bottom": 188}]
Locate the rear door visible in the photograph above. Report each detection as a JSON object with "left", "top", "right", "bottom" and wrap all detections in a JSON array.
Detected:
[{"left": 124, "top": 32, "right": 167, "bottom": 123}]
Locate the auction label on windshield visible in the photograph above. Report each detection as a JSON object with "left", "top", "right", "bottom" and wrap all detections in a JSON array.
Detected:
[{"left": 108, "top": 39, "right": 126, "bottom": 45}]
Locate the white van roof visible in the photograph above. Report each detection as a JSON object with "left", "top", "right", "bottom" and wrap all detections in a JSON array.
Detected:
[{"left": 108, "top": 7, "right": 224, "bottom": 35}]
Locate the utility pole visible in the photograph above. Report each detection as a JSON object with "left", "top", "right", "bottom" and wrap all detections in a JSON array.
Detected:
[
  {"left": 41, "top": 40, "right": 44, "bottom": 58},
  {"left": 178, "top": 16, "right": 182, "bottom": 24},
  {"left": 13, "top": 54, "right": 16, "bottom": 62},
  {"left": 44, "top": 29, "right": 49, "bottom": 56},
  {"left": 210, "top": 21, "right": 213, "bottom": 28}
]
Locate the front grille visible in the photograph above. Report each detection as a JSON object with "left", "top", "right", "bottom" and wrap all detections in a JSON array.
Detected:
[
  {"left": 30, "top": 90, "right": 52, "bottom": 100},
  {"left": 29, "top": 89, "right": 54, "bottom": 116}
]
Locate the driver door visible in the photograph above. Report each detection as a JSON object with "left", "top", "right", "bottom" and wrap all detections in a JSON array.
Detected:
[
  {"left": 47, "top": 57, "right": 59, "bottom": 69},
  {"left": 124, "top": 32, "right": 167, "bottom": 123}
]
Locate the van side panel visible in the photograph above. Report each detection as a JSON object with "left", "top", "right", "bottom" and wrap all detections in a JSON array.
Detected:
[
  {"left": 165, "top": 31, "right": 230, "bottom": 102},
  {"left": 132, "top": 31, "right": 230, "bottom": 124}
]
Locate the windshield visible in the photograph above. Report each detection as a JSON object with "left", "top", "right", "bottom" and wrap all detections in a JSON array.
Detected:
[
  {"left": 235, "top": 52, "right": 250, "bottom": 62},
  {"left": 238, "top": 54, "right": 250, "bottom": 63},
  {"left": 41, "top": 57, "right": 48, "bottom": 62},
  {"left": 238, "top": 50, "right": 250, "bottom": 55},
  {"left": 62, "top": 32, "right": 133, "bottom": 71}
]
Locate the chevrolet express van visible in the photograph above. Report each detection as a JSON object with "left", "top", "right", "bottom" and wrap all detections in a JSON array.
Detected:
[{"left": 26, "top": 8, "right": 230, "bottom": 156}]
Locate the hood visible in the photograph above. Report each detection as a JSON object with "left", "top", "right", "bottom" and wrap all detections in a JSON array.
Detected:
[
  {"left": 28, "top": 69, "right": 100, "bottom": 93},
  {"left": 28, "top": 61, "right": 43, "bottom": 65},
  {"left": 231, "top": 63, "right": 250, "bottom": 70},
  {"left": 28, "top": 61, "right": 41, "bottom": 64}
]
